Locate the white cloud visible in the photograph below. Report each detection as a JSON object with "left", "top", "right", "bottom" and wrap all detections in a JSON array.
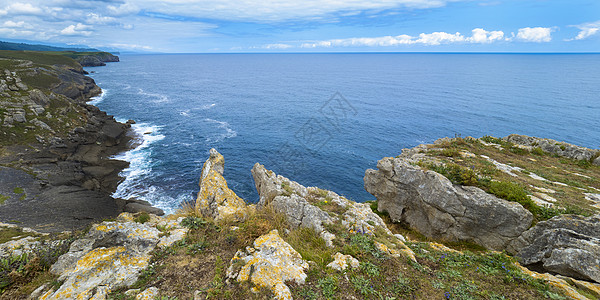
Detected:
[
  {"left": 415, "top": 31, "right": 464, "bottom": 45},
  {"left": 467, "top": 28, "right": 504, "bottom": 43},
  {"left": 107, "top": 43, "right": 152, "bottom": 50},
  {"left": 107, "top": 3, "right": 140, "bottom": 16},
  {"left": 568, "top": 20, "right": 600, "bottom": 41},
  {"left": 109, "top": 0, "right": 463, "bottom": 22},
  {"left": 2, "top": 2, "right": 43, "bottom": 15},
  {"left": 60, "top": 23, "right": 93, "bottom": 36},
  {"left": 516, "top": 27, "right": 552, "bottom": 42},
  {"left": 299, "top": 28, "right": 508, "bottom": 48},
  {"left": 86, "top": 13, "right": 117, "bottom": 25},
  {"left": 2, "top": 20, "right": 31, "bottom": 28},
  {"left": 263, "top": 43, "right": 293, "bottom": 49}
]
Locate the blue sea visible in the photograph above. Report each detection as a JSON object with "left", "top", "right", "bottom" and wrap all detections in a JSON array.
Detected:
[{"left": 86, "top": 53, "right": 600, "bottom": 214}]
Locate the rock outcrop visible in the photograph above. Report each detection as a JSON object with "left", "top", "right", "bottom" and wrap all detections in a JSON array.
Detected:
[
  {"left": 326, "top": 252, "right": 359, "bottom": 271},
  {"left": 252, "top": 163, "right": 410, "bottom": 254},
  {"left": 505, "top": 134, "right": 599, "bottom": 165},
  {"left": 364, "top": 156, "right": 533, "bottom": 251},
  {"left": 226, "top": 229, "right": 308, "bottom": 300},
  {"left": 38, "top": 212, "right": 188, "bottom": 299},
  {"left": 75, "top": 52, "right": 119, "bottom": 67},
  {"left": 196, "top": 149, "right": 250, "bottom": 220},
  {"left": 509, "top": 214, "right": 600, "bottom": 283}
]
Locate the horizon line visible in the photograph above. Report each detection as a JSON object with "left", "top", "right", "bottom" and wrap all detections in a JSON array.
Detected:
[{"left": 120, "top": 51, "right": 600, "bottom": 55}]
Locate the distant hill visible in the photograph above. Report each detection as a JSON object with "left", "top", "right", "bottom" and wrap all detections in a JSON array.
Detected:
[{"left": 0, "top": 40, "right": 100, "bottom": 52}]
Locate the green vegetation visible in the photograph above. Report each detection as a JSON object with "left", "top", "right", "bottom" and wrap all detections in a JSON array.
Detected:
[
  {"left": 134, "top": 212, "right": 151, "bottom": 224},
  {"left": 0, "top": 40, "right": 99, "bottom": 52},
  {"left": 0, "top": 231, "right": 75, "bottom": 297},
  {"left": 0, "top": 194, "right": 8, "bottom": 205},
  {"left": 0, "top": 50, "right": 80, "bottom": 68},
  {"left": 418, "top": 136, "right": 599, "bottom": 222}
]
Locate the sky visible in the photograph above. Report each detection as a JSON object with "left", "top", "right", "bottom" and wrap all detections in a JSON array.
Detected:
[{"left": 0, "top": 0, "right": 599, "bottom": 53}]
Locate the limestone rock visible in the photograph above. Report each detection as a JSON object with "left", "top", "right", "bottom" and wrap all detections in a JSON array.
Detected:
[
  {"left": 0, "top": 236, "right": 40, "bottom": 257},
  {"left": 505, "top": 134, "right": 599, "bottom": 162},
  {"left": 252, "top": 163, "right": 399, "bottom": 249},
  {"left": 510, "top": 214, "right": 600, "bottom": 283},
  {"left": 327, "top": 252, "right": 359, "bottom": 271},
  {"left": 196, "top": 149, "right": 248, "bottom": 220},
  {"left": 364, "top": 156, "right": 533, "bottom": 251},
  {"left": 136, "top": 287, "right": 159, "bottom": 300},
  {"left": 29, "top": 89, "right": 50, "bottom": 106},
  {"left": 227, "top": 230, "right": 308, "bottom": 300},
  {"left": 40, "top": 213, "right": 187, "bottom": 299},
  {"left": 271, "top": 194, "right": 332, "bottom": 234}
]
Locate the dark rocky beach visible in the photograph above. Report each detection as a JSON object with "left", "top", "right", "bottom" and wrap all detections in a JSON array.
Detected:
[{"left": 0, "top": 51, "right": 157, "bottom": 233}]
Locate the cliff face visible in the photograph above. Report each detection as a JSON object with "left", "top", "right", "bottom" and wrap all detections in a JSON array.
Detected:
[
  {"left": 0, "top": 52, "right": 131, "bottom": 233},
  {"left": 75, "top": 52, "right": 120, "bottom": 67}
]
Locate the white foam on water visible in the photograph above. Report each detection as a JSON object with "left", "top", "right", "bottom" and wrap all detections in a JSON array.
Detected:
[
  {"left": 204, "top": 118, "right": 237, "bottom": 143},
  {"left": 88, "top": 89, "right": 108, "bottom": 106},
  {"left": 200, "top": 103, "right": 216, "bottom": 110},
  {"left": 112, "top": 122, "right": 191, "bottom": 213},
  {"left": 138, "top": 88, "right": 169, "bottom": 103}
]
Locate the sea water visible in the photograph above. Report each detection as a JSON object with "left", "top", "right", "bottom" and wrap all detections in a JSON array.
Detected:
[{"left": 86, "top": 53, "right": 600, "bottom": 213}]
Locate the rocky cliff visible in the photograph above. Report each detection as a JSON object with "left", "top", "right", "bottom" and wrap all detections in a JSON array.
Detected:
[
  {"left": 365, "top": 135, "right": 600, "bottom": 289},
  {"left": 1, "top": 148, "right": 598, "bottom": 299},
  {"left": 74, "top": 52, "right": 120, "bottom": 67},
  {"left": 0, "top": 51, "right": 138, "bottom": 233}
]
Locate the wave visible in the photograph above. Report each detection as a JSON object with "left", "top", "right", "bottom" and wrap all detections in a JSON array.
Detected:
[
  {"left": 88, "top": 89, "right": 108, "bottom": 106},
  {"left": 200, "top": 103, "right": 216, "bottom": 110},
  {"left": 204, "top": 118, "right": 237, "bottom": 143},
  {"left": 138, "top": 88, "right": 169, "bottom": 103},
  {"left": 112, "top": 122, "right": 172, "bottom": 211}
]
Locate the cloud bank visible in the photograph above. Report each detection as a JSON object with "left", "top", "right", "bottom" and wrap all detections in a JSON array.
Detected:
[{"left": 297, "top": 27, "right": 549, "bottom": 48}]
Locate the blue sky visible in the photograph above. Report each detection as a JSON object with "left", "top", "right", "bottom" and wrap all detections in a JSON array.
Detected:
[{"left": 0, "top": 0, "right": 598, "bottom": 53}]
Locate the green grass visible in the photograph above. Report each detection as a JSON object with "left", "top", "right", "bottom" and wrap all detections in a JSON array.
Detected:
[
  {"left": 0, "top": 194, "right": 8, "bottom": 205},
  {"left": 134, "top": 212, "right": 151, "bottom": 224},
  {"left": 0, "top": 50, "right": 79, "bottom": 68}
]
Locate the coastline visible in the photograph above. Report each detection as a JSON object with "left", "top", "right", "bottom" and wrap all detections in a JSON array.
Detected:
[{"left": 0, "top": 53, "right": 157, "bottom": 233}]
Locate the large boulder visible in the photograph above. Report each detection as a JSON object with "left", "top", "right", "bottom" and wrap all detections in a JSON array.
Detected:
[
  {"left": 364, "top": 157, "right": 533, "bottom": 251},
  {"left": 196, "top": 149, "right": 249, "bottom": 220},
  {"left": 226, "top": 229, "right": 309, "bottom": 300},
  {"left": 251, "top": 163, "right": 412, "bottom": 258},
  {"left": 509, "top": 214, "right": 600, "bottom": 283},
  {"left": 40, "top": 213, "right": 188, "bottom": 299}
]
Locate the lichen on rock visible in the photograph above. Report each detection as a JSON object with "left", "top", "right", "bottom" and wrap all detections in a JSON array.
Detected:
[
  {"left": 227, "top": 229, "right": 308, "bottom": 300},
  {"left": 251, "top": 163, "right": 408, "bottom": 252},
  {"left": 326, "top": 252, "right": 359, "bottom": 271},
  {"left": 38, "top": 212, "right": 188, "bottom": 299},
  {"left": 196, "top": 148, "right": 250, "bottom": 221}
]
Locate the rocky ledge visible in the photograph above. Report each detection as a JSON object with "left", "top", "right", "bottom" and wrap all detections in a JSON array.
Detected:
[{"left": 365, "top": 135, "right": 600, "bottom": 286}]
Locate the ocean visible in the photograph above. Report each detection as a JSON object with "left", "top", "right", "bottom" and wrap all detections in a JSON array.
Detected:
[{"left": 86, "top": 53, "right": 600, "bottom": 214}]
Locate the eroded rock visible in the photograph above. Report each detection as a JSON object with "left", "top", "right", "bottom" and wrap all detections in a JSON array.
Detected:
[
  {"left": 227, "top": 230, "right": 308, "bottom": 300},
  {"left": 509, "top": 214, "right": 600, "bottom": 283},
  {"left": 364, "top": 156, "right": 533, "bottom": 251},
  {"left": 505, "top": 134, "right": 599, "bottom": 163},
  {"left": 39, "top": 213, "right": 187, "bottom": 299},
  {"left": 251, "top": 163, "right": 407, "bottom": 252},
  {"left": 196, "top": 149, "right": 249, "bottom": 220},
  {"left": 327, "top": 252, "right": 359, "bottom": 271}
]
